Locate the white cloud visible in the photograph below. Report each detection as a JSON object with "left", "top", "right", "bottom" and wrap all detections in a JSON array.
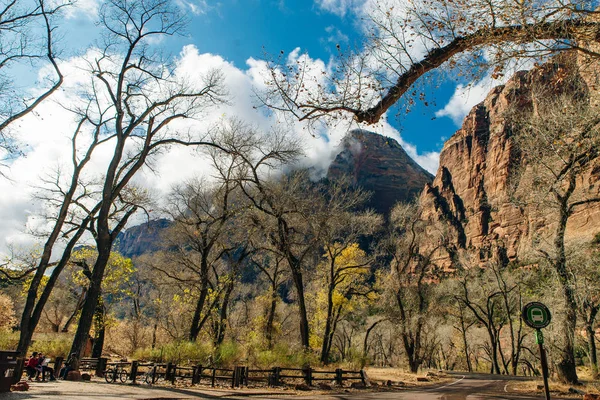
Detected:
[
  {"left": 314, "top": 0, "right": 366, "bottom": 17},
  {"left": 64, "top": 0, "right": 99, "bottom": 19},
  {"left": 176, "top": 0, "right": 216, "bottom": 15},
  {"left": 436, "top": 51, "right": 536, "bottom": 126},
  {"left": 325, "top": 26, "right": 349, "bottom": 44},
  {"left": 435, "top": 82, "right": 492, "bottom": 126},
  {"left": 0, "top": 44, "right": 440, "bottom": 257}
]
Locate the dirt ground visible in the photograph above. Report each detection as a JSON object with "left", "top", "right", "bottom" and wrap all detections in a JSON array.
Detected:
[
  {"left": 4, "top": 379, "right": 306, "bottom": 399},
  {"left": 3, "top": 371, "right": 450, "bottom": 400}
]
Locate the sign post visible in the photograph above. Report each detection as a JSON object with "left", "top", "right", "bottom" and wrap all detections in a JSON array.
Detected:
[{"left": 522, "top": 302, "right": 552, "bottom": 400}]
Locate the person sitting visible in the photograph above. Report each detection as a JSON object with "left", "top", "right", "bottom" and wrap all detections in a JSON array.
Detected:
[
  {"left": 25, "top": 352, "right": 39, "bottom": 380},
  {"left": 37, "top": 353, "right": 55, "bottom": 381},
  {"left": 59, "top": 353, "right": 78, "bottom": 379}
]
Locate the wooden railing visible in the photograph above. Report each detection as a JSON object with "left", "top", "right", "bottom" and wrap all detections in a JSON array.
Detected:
[{"left": 100, "top": 361, "right": 367, "bottom": 388}]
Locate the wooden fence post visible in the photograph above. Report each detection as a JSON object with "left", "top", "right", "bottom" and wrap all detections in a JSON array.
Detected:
[
  {"left": 359, "top": 369, "right": 368, "bottom": 386},
  {"left": 165, "top": 362, "right": 172, "bottom": 382},
  {"left": 231, "top": 366, "right": 237, "bottom": 388},
  {"left": 191, "top": 365, "right": 197, "bottom": 385},
  {"left": 211, "top": 367, "right": 216, "bottom": 387},
  {"left": 335, "top": 368, "right": 343, "bottom": 386},
  {"left": 152, "top": 364, "right": 157, "bottom": 384},
  {"left": 302, "top": 366, "right": 312, "bottom": 386},
  {"left": 170, "top": 364, "right": 176, "bottom": 385},
  {"left": 130, "top": 361, "right": 138, "bottom": 384}
]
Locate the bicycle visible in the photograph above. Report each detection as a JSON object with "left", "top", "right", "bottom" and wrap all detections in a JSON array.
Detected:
[
  {"left": 104, "top": 364, "right": 129, "bottom": 383},
  {"left": 143, "top": 367, "right": 164, "bottom": 385}
]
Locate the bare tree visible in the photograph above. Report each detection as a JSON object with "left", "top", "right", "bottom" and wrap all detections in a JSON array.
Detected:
[
  {"left": 569, "top": 238, "right": 600, "bottom": 379},
  {"left": 454, "top": 255, "right": 528, "bottom": 376},
  {"left": 317, "top": 180, "right": 382, "bottom": 363},
  {"left": 248, "top": 251, "right": 287, "bottom": 349},
  {"left": 67, "top": 0, "right": 226, "bottom": 364},
  {"left": 211, "top": 120, "right": 321, "bottom": 348},
  {"left": 161, "top": 175, "right": 239, "bottom": 342},
  {"left": 261, "top": 0, "right": 600, "bottom": 127},
  {"left": 381, "top": 201, "right": 446, "bottom": 373},
  {"left": 507, "top": 64, "right": 600, "bottom": 383},
  {"left": 0, "top": 0, "right": 69, "bottom": 149}
]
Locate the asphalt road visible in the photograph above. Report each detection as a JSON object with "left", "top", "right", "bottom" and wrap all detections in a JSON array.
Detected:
[
  {"left": 293, "top": 373, "right": 557, "bottom": 400},
  {"left": 3, "top": 372, "right": 566, "bottom": 399}
]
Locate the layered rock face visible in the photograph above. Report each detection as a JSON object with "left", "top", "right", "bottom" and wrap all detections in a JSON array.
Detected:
[
  {"left": 328, "top": 130, "right": 434, "bottom": 214},
  {"left": 116, "top": 218, "right": 172, "bottom": 258},
  {"left": 420, "top": 56, "right": 600, "bottom": 268}
]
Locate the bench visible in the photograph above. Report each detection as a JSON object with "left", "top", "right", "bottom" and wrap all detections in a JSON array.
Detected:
[
  {"left": 0, "top": 351, "right": 19, "bottom": 392},
  {"left": 79, "top": 357, "right": 108, "bottom": 377}
]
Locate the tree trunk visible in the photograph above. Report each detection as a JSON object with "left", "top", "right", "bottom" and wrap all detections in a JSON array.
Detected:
[
  {"left": 554, "top": 199, "right": 579, "bottom": 384},
  {"left": 91, "top": 300, "right": 105, "bottom": 358},
  {"left": 62, "top": 288, "right": 87, "bottom": 333},
  {"left": 487, "top": 330, "right": 501, "bottom": 375},
  {"left": 290, "top": 267, "right": 310, "bottom": 349},
  {"left": 215, "top": 281, "right": 234, "bottom": 346},
  {"left": 320, "top": 287, "right": 335, "bottom": 364},
  {"left": 189, "top": 278, "right": 209, "bottom": 342},
  {"left": 586, "top": 322, "right": 599, "bottom": 379},
  {"left": 265, "top": 284, "right": 277, "bottom": 349},
  {"left": 69, "top": 238, "right": 111, "bottom": 368},
  {"left": 151, "top": 322, "right": 158, "bottom": 350},
  {"left": 458, "top": 306, "right": 473, "bottom": 372},
  {"left": 16, "top": 220, "right": 89, "bottom": 377},
  {"left": 363, "top": 320, "right": 384, "bottom": 363}
]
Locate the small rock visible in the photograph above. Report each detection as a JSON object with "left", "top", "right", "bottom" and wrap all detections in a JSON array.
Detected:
[
  {"left": 350, "top": 382, "right": 366, "bottom": 389},
  {"left": 295, "top": 383, "right": 311, "bottom": 391},
  {"left": 426, "top": 372, "right": 437, "bottom": 378},
  {"left": 370, "top": 381, "right": 379, "bottom": 387},
  {"left": 66, "top": 370, "right": 82, "bottom": 381},
  {"left": 81, "top": 373, "right": 91, "bottom": 381},
  {"left": 583, "top": 394, "right": 600, "bottom": 400},
  {"left": 536, "top": 385, "right": 544, "bottom": 390},
  {"left": 386, "top": 379, "right": 393, "bottom": 387},
  {"left": 568, "top": 387, "right": 584, "bottom": 394},
  {"left": 396, "top": 381, "right": 405, "bottom": 386},
  {"left": 317, "top": 383, "right": 332, "bottom": 390},
  {"left": 416, "top": 377, "right": 430, "bottom": 382}
]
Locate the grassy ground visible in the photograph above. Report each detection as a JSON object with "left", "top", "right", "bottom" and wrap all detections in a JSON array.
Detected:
[{"left": 507, "top": 368, "right": 600, "bottom": 398}]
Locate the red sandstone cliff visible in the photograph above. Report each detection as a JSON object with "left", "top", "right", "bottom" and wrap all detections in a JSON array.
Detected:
[{"left": 420, "top": 56, "right": 600, "bottom": 268}]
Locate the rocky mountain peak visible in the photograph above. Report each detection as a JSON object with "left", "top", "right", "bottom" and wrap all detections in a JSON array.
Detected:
[{"left": 327, "top": 129, "right": 433, "bottom": 214}]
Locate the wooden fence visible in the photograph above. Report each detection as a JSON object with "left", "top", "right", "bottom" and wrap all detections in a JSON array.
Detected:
[{"left": 98, "top": 359, "right": 366, "bottom": 388}]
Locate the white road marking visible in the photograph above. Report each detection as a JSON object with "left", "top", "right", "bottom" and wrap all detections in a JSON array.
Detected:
[{"left": 423, "top": 375, "right": 466, "bottom": 391}]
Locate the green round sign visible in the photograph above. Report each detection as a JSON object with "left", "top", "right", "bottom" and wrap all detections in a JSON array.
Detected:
[{"left": 522, "top": 302, "right": 551, "bottom": 329}]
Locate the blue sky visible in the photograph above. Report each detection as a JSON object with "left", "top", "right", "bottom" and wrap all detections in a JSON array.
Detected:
[
  {"left": 175, "top": 0, "right": 461, "bottom": 154},
  {"left": 53, "top": 0, "right": 463, "bottom": 155},
  {"left": 0, "top": 0, "right": 493, "bottom": 252}
]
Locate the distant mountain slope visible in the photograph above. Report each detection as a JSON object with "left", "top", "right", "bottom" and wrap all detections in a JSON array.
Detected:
[
  {"left": 116, "top": 218, "right": 171, "bottom": 258},
  {"left": 327, "top": 129, "right": 434, "bottom": 214},
  {"left": 118, "top": 130, "right": 434, "bottom": 256}
]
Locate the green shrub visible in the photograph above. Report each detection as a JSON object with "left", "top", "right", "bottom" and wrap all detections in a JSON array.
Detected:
[
  {"left": 0, "top": 330, "right": 19, "bottom": 350},
  {"left": 246, "top": 343, "right": 319, "bottom": 368},
  {"left": 133, "top": 341, "right": 213, "bottom": 365},
  {"left": 29, "top": 334, "right": 72, "bottom": 358},
  {"left": 214, "top": 341, "right": 242, "bottom": 367}
]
